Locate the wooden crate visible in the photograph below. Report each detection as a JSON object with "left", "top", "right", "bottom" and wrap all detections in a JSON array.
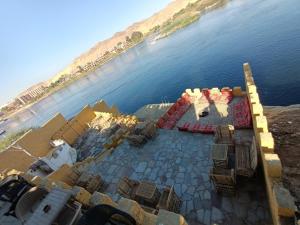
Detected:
[{"left": 212, "top": 144, "right": 228, "bottom": 168}]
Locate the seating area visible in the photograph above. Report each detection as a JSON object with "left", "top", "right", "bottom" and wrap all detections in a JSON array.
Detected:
[
  {"left": 157, "top": 94, "right": 192, "bottom": 129},
  {"left": 235, "top": 136, "right": 258, "bottom": 177},
  {"left": 210, "top": 167, "right": 236, "bottom": 195},
  {"left": 233, "top": 97, "right": 252, "bottom": 129},
  {"left": 199, "top": 87, "right": 233, "bottom": 104},
  {"left": 210, "top": 125, "right": 258, "bottom": 195},
  {"left": 117, "top": 177, "right": 181, "bottom": 215}
]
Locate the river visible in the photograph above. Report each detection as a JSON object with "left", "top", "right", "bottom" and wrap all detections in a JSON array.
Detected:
[{"left": 2, "top": 0, "right": 300, "bottom": 135}]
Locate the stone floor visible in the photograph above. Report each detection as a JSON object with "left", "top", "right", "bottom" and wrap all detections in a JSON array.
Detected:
[
  {"left": 88, "top": 129, "right": 272, "bottom": 225},
  {"left": 134, "top": 97, "right": 243, "bottom": 126},
  {"left": 177, "top": 97, "right": 242, "bottom": 127}
]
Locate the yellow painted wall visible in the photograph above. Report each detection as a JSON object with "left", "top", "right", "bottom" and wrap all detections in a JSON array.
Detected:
[
  {"left": 16, "top": 113, "right": 67, "bottom": 157},
  {"left": 53, "top": 106, "right": 96, "bottom": 145},
  {"left": 71, "top": 105, "right": 96, "bottom": 125},
  {"left": 92, "top": 100, "right": 111, "bottom": 112},
  {"left": 47, "top": 164, "right": 79, "bottom": 186},
  {"left": 243, "top": 62, "right": 294, "bottom": 224},
  {"left": 0, "top": 147, "right": 36, "bottom": 173}
]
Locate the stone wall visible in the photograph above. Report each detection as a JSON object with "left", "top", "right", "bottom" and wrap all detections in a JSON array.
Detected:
[{"left": 243, "top": 63, "right": 296, "bottom": 225}]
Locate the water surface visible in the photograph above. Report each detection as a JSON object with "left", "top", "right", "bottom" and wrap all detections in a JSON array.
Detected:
[{"left": 3, "top": 0, "right": 300, "bottom": 133}]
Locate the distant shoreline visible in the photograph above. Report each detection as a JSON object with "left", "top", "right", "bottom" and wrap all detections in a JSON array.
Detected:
[{"left": 4, "top": 0, "right": 229, "bottom": 121}]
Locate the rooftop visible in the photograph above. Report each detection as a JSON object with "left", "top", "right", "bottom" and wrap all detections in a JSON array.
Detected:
[{"left": 69, "top": 94, "right": 271, "bottom": 225}]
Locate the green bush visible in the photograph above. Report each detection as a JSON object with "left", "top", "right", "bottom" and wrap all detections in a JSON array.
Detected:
[{"left": 131, "top": 31, "right": 143, "bottom": 43}]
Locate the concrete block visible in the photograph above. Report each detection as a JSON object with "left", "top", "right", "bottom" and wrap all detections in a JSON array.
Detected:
[
  {"left": 233, "top": 86, "right": 243, "bottom": 96},
  {"left": 259, "top": 132, "right": 274, "bottom": 152},
  {"left": 245, "top": 78, "right": 255, "bottom": 89},
  {"left": 185, "top": 89, "right": 193, "bottom": 96},
  {"left": 157, "top": 209, "right": 188, "bottom": 225},
  {"left": 251, "top": 103, "right": 264, "bottom": 117},
  {"left": 273, "top": 183, "right": 296, "bottom": 217},
  {"left": 247, "top": 84, "right": 257, "bottom": 94},
  {"left": 39, "top": 177, "right": 58, "bottom": 191},
  {"left": 243, "top": 62, "right": 253, "bottom": 78},
  {"left": 89, "top": 192, "right": 117, "bottom": 207},
  {"left": 221, "top": 87, "right": 231, "bottom": 92},
  {"left": 249, "top": 92, "right": 260, "bottom": 104},
  {"left": 264, "top": 153, "right": 282, "bottom": 178},
  {"left": 193, "top": 88, "right": 201, "bottom": 97},
  {"left": 118, "top": 198, "right": 146, "bottom": 224},
  {"left": 254, "top": 115, "right": 269, "bottom": 133},
  {"left": 72, "top": 186, "right": 92, "bottom": 206},
  {"left": 210, "top": 87, "right": 220, "bottom": 95}
]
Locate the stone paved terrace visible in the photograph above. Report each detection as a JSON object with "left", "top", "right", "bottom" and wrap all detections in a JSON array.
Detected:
[
  {"left": 178, "top": 97, "right": 242, "bottom": 126},
  {"left": 88, "top": 129, "right": 272, "bottom": 225}
]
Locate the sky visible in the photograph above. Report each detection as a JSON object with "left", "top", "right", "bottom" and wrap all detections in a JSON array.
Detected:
[{"left": 0, "top": 0, "right": 171, "bottom": 106}]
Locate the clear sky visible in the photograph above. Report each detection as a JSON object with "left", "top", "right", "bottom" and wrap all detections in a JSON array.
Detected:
[{"left": 0, "top": 0, "right": 171, "bottom": 106}]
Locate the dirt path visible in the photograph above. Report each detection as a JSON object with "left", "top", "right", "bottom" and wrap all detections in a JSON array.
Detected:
[{"left": 264, "top": 105, "right": 300, "bottom": 202}]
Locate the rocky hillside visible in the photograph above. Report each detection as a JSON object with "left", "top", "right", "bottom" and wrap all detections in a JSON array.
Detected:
[
  {"left": 264, "top": 105, "right": 300, "bottom": 202},
  {"left": 53, "top": 0, "right": 220, "bottom": 78}
]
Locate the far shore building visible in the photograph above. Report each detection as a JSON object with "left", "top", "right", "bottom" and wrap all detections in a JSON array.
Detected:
[{"left": 16, "top": 82, "right": 47, "bottom": 105}]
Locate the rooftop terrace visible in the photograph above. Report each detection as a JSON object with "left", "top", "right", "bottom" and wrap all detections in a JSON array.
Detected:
[
  {"left": 87, "top": 128, "right": 271, "bottom": 224},
  {"left": 0, "top": 63, "right": 296, "bottom": 225}
]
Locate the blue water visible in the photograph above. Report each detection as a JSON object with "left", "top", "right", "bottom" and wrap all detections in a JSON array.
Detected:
[{"left": 2, "top": 0, "right": 300, "bottom": 133}]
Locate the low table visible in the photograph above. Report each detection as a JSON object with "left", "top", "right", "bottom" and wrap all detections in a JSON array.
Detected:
[{"left": 135, "top": 181, "right": 160, "bottom": 208}]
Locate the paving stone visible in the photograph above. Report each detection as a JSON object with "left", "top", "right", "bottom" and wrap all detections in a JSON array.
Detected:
[
  {"left": 187, "top": 186, "right": 195, "bottom": 195},
  {"left": 221, "top": 197, "right": 233, "bottom": 213},
  {"left": 203, "top": 190, "right": 211, "bottom": 200},
  {"left": 203, "top": 209, "right": 211, "bottom": 225},
  {"left": 247, "top": 210, "right": 258, "bottom": 224},
  {"left": 196, "top": 209, "right": 204, "bottom": 222},
  {"left": 186, "top": 200, "right": 194, "bottom": 212},
  {"left": 193, "top": 197, "right": 202, "bottom": 209},
  {"left": 238, "top": 192, "right": 251, "bottom": 204},
  {"left": 256, "top": 206, "right": 265, "bottom": 220},
  {"left": 212, "top": 207, "right": 224, "bottom": 221},
  {"left": 86, "top": 128, "right": 272, "bottom": 225},
  {"left": 233, "top": 201, "right": 248, "bottom": 218},
  {"left": 174, "top": 184, "right": 182, "bottom": 195},
  {"left": 176, "top": 172, "right": 185, "bottom": 179},
  {"left": 136, "top": 162, "right": 147, "bottom": 173}
]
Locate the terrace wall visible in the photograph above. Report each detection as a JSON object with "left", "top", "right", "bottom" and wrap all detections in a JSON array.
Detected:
[
  {"left": 52, "top": 105, "right": 96, "bottom": 145},
  {"left": 0, "top": 100, "right": 120, "bottom": 173},
  {"left": 16, "top": 113, "right": 67, "bottom": 157},
  {"left": 243, "top": 63, "right": 295, "bottom": 225},
  {"left": 0, "top": 147, "right": 35, "bottom": 172}
]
